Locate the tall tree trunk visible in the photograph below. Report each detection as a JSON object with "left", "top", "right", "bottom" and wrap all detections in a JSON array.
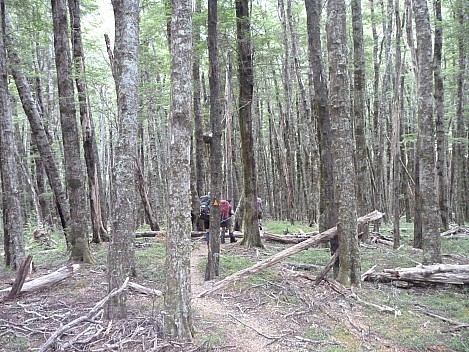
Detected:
[
  {"left": 369, "top": 0, "right": 381, "bottom": 217},
  {"left": 164, "top": 0, "right": 193, "bottom": 340},
  {"left": 278, "top": 0, "right": 294, "bottom": 223},
  {"left": 433, "top": 0, "right": 449, "bottom": 230},
  {"left": 413, "top": 0, "right": 441, "bottom": 264},
  {"left": 305, "top": 0, "right": 338, "bottom": 273},
  {"left": 351, "top": 0, "right": 370, "bottom": 219},
  {"left": 106, "top": 0, "right": 140, "bottom": 320},
  {"left": 0, "top": 0, "right": 24, "bottom": 269},
  {"left": 51, "top": 0, "right": 93, "bottom": 263},
  {"left": 192, "top": 0, "right": 204, "bottom": 229},
  {"left": 391, "top": 0, "right": 403, "bottom": 248},
  {"left": 68, "top": 0, "right": 108, "bottom": 243},
  {"left": 4, "top": 13, "right": 70, "bottom": 238},
  {"left": 452, "top": 6, "right": 467, "bottom": 226},
  {"left": 205, "top": 0, "right": 222, "bottom": 280},
  {"left": 236, "top": 0, "right": 262, "bottom": 248},
  {"left": 327, "top": 0, "right": 360, "bottom": 286}
]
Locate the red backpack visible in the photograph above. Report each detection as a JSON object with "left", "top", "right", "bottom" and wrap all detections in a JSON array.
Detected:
[{"left": 220, "top": 200, "right": 230, "bottom": 220}]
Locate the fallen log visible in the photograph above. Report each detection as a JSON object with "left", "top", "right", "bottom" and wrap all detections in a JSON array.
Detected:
[
  {"left": 263, "top": 232, "right": 315, "bottom": 244},
  {"left": 128, "top": 281, "right": 163, "bottom": 296},
  {"left": 362, "top": 264, "right": 469, "bottom": 285},
  {"left": 0, "top": 264, "right": 80, "bottom": 296},
  {"left": 197, "top": 210, "right": 384, "bottom": 297},
  {"left": 135, "top": 230, "right": 166, "bottom": 238}
]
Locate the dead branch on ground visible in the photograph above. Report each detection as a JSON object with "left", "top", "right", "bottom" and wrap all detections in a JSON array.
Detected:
[
  {"left": 1, "top": 264, "right": 80, "bottom": 297},
  {"left": 197, "top": 210, "right": 384, "bottom": 297},
  {"left": 38, "top": 277, "right": 129, "bottom": 352}
]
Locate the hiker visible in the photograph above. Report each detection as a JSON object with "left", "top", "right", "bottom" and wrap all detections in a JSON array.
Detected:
[
  {"left": 199, "top": 195, "right": 236, "bottom": 243},
  {"left": 257, "top": 197, "right": 264, "bottom": 230},
  {"left": 220, "top": 199, "right": 237, "bottom": 243}
]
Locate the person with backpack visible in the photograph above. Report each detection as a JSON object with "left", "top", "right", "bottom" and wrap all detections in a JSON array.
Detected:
[
  {"left": 220, "top": 199, "right": 236, "bottom": 243},
  {"left": 199, "top": 195, "right": 236, "bottom": 243},
  {"left": 257, "top": 197, "right": 264, "bottom": 230}
]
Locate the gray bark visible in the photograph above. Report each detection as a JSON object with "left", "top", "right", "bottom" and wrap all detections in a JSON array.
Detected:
[
  {"left": 68, "top": 0, "right": 108, "bottom": 243},
  {"left": 236, "top": 0, "right": 262, "bottom": 247},
  {"left": 327, "top": 0, "right": 360, "bottom": 286},
  {"left": 51, "top": 0, "right": 93, "bottom": 263},
  {"left": 106, "top": 0, "right": 140, "bottom": 320},
  {"left": 413, "top": 0, "right": 441, "bottom": 263},
  {"left": 0, "top": 0, "right": 25, "bottom": 269},
  {"left": 164, "top": 0, "right": 194, "bottom": 340}
]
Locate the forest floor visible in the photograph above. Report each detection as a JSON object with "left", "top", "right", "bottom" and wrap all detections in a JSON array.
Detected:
[{"left": 1, "top": 222, "right": 469, "bottom": 351}]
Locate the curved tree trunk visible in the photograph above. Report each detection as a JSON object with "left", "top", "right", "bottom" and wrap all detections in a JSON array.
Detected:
[{"left": 4, "top": 10, "right": 70, "bottom": 240}]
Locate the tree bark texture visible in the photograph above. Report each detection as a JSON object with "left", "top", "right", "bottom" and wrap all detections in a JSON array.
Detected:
[
  {"left": 205, "top": 0, "right": 222, "bottom": 280},
  {"left": 51, "top": 0, "right": 93, "bottom": 263},
  {"left": 68, "top": 0, "right": 108, "bottom": 243},
  {"left": 236, "top": 0, "right": 262, "bottom": 248},
  {"left": 106, "top": 0, "right": 140, "bottom": 320},
  {"left": 4, "top": 12, "right": 70, "bottom": 238},
  {"left": 164, "top": 0, "right": 194, "bottom": 340},
  {"left": 327, "top": 0, "right": 360, "bottom": 286},
  {"left": 413, "top": 0, "right": 441, "bottom": 264},
  {"left": 433, "top": 0, "right": 449, "bottom": 231},
  {"left": 0, "top": 0, "right": 25, "bottom": 269}
]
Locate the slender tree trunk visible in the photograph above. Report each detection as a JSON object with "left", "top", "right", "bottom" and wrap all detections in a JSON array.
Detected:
[
  {"left": 51, "top": 0, "right": 93, "bottom": 263},
  {"left": 164, "top": 0, "right": 193, "bottom": 340},
  {"left": 0, "top": 0, "right": 24, "bottom": 269},
  {"left": 68, "top": 0, "right": 108, "bottom": 243},
  {"left": 391, "top": 0, "right": 403, "bottom": 248},
  {"left": 305, "top": 0, "right": 338, "bottom": 273},
  {"left": 236, "top": 0, "right": 262, "bottom": 248},
  {"left": 205, "top": 0, "right": 222, "bottom": 280},
  {"left": 433, "top": 0, "right": 449, "bottom": 230},
  {"left": 106, "top": 0, "right": 140, "bottom": 320},
  {"left": 351, "top": 0, "right": 370, "bottom": 218},
  {"left": 452, "top": 6, "right": 467, "bottom": 226},
  {"left": 327, "top": 0, "right": 360, "bottom": 286},
  {"left": 4, "top": 13, "right": 70, "bottom": 238},
  {"left": 413, "top": 0, "right": 441, "bottom": 264},
  {"left": 190, "top": 0, "right": 202, "bottom": 231}
]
